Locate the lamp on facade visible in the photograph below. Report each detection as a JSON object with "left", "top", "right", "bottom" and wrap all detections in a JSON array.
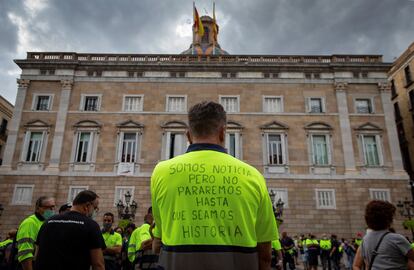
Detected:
[
  {"left": 0, "top": 203, "right": 4, "bottom": 217},
  {"left": 116, "top": 191, "right": 138, "bottom": 220},
  {"left": 269, "top": 189, "right": 284, "bottom": 224},
  {"left": 397, "top": 197, "right": 414, "bottom": 240}
]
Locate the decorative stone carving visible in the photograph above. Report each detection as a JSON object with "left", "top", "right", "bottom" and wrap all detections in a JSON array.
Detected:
[
  {"left": 61, "top": 79, "right": 74, "bottom": 89},
  {"left": 17, "top": 79, "right": 30, "bottom": 88},
  {"left": 334, "top": 82, "right": 348, "bottom": 92},
  {"left": 378, "top": 82, "right": 391, "bottom": 92}
]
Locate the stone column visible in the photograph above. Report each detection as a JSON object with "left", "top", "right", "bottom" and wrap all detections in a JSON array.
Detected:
[
  {"left": 379, "top": 82, "right": 406, "bottom": 174},
  {"left": 1, "top": 79, "right": 30, "bottom": 170},
  {"left": 335, "top": 82, "right": 357, "bottom": 174},
  {"left": 47, "top": 79, "right": 73, "bottom": 172}
]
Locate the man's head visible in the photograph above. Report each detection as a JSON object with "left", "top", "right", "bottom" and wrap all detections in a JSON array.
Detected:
[
  {"left": 72, "top": 190, "right": 99, "bottom": 219},
  {"left": 144, "top": 213, "right": 153, "bottom": 225},
  {"left": 322, "top": 233, "right": 328, "bottom": 239},
  {"left": 103, "top": 212, "right": 114, "bottom": 231},
  {"left": 281, "top": 232, "right": 287, "bottom": 238},
  {"left": 58, "top": 203, "right": 71, "bottom": 214},
  {"left": 187, "top": 101, "right": 226, "bottom": 146},
  {"left": 125, "top": 223, "right": 136, "bottom": 235},
  {"left": 365, "top": 200, "right": 396, "bottom": 231},
  {"left": 35, "top": 196, "right": 56, "bottom": 219}
]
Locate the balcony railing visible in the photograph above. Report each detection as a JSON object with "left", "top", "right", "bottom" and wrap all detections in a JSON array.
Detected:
[{"left": 24, "top": 52, "right": 383, "bottom": 65}]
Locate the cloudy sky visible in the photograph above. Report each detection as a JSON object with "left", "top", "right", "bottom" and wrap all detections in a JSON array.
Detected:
[{"left": 1, "top": 0, "right": 413, "bottom": 105}]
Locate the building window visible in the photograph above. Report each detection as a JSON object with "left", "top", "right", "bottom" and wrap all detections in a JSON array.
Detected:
[
  {"left": 75, "top": 132, "right": 93, "bottom": 163},
  {"left": 307, "top": 97, "right": 324, "bottom": 113},
  {"left": 33, "top": 95, "right": 52, "bottom": 111},
  {"left": 362, "top": 135, "right": 382, "bottom": 166},
  {"left": 0, "top": 119, "right": 8, "bottom": 136},
  {"left": 355, "top": 98, "right": 373, "bottom": 114},
  {"left": 114, "top": 186, "right": 135, "bottom": 206},
  {"left": 409, "top": 91, "right": 414, "bottom": 111},
  {"left": 68, "top": 186, "right": 88, "bottom": 203},
  {"left": 123, "top": 96, "right": 143, "bottom": 112},
  {"left": 405, "top": 65, "right": 413, "bottom": 86},
  {"left": 166, "top": 96, "right": 186, "bottom": 112},
  {"left": 394, "top": 102, "right": 402, "bottom": 121},
  {"left": 119, "top": 133, "right": 138, "bottom": 163},
  {"left": 71, "top": 121, "right": 100, "bottom": 169},
  {"left": 225, "top": 132, "right": 241, "bottom": 158},
  {"left": 266, "top": 134, "right": 286, "bottom": 165},
  {"left": 12, "top": 185, "right": 34, "bottom": 205},
  {"left": 315, "top": 189, "right": 336, "bottom": 209},
  {"left": 23, "top": 131, "right": 45, "bottom": 163},
  {"left": 369, "top": 189, "right": 391, "bottom": 202},
  {"left": 311, "top": 135, "right": 330, "bottom": 165},
  {"left": 263, "top": 96, "right": 283, "bottom": 113},
  {"left": 220, "top": 96, "right": 239, "bottom": 113},
  {"left": 166, "top": 132, "right": 187, "bottom": 159},
  {"left": 269, "top": 188, "right": 289, "bottom": 208},
  {"left": 81, "top": 95, "right": 101, "bottom": 111},
  {"left": 391, "top": 80, "right": 397, "bottom": 98}
]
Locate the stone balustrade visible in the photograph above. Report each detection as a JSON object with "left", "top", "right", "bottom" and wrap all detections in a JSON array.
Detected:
[{"left": 25, "top": 52, "right": 383, "bottom": 65}]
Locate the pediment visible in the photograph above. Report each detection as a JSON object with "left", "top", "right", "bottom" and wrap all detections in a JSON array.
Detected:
[
  {"left": 355, "top": 122, "right": 382, "bottom": 131},
  {"left": 161, "top": 121, "right": 188, "bottom": 128},
  {"left": 73, "top": 120, "right": 101, "bottom": 128},
  {"left": 117, "top": 120, "right": 144, "bottom": 129},
  {"left": 260, "top": 121, "right": 288, "bottom": 130},
  {"left": 24, "top": 120, "right": 51, "bottom": 128},
  {"left": 304, "top": 122, "right": 333, "bottom": 130},
  {"left": 227, "top": 121, "right": 243, "bottom": 130}
]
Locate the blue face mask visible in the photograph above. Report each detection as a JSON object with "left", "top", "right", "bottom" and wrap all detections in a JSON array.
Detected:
[
  {"left": 43, "top": 209, "right": 55, "bottom": 219},
  {"left": 103, "top": 223, "right": 112, "bottom": 231}
]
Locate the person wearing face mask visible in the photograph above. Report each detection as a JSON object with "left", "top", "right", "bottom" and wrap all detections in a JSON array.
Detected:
[
  {"left": 16, "top": 196, "right": 55, "bottom": 270},
  {"left": 34, "top": 190, "right": 105, "bottom": 270},
  {"left": 102, "top": 212, "right": 122, "bottom": 270}
]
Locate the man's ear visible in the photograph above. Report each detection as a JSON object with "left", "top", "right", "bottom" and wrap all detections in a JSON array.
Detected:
[
  {"left": 219, "top": 125, "right": 225, "bottom": 144},
  {"left": 186, "top": 130, "right": 193, "bottom": 144}
]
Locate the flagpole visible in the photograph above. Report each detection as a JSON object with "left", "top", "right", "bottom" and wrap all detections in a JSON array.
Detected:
[
  {"left": 213, "top": 2, "right": 216, "bottom": 55},
  {"left": 192, "top": 2, "right": 195, "bottom": 55}
]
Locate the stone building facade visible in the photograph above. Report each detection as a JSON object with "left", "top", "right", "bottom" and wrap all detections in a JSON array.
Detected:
[
  {"left": 389, "top": 42, "right": 414, "bottom": 198},
  {"left": 0, "top": 96, "right": 14, "bottom": 165},
  {"left": 0, "top": 17, "right": 410, "bottom": 238}
]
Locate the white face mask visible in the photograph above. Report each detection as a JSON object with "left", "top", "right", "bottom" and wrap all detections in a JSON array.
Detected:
[{"left": 87, "top": 204, "right": 98, "bottom": 220}]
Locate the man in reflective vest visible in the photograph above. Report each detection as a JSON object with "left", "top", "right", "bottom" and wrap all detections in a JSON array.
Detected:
[
  {"left": 127, "top": 214, "right": 153, "bottom": 267},
  {"left": 151, "top": 101, "right": 278, "bottom": 270},
  {"left": 319, "top": 234, "right": 332, "bottom": 270},
  {"left": 16, "top": 196, "right": 55, "bottom": 270},
  {"left": 305, "top": 234, "right": 319, "bottom": 270},
  {"left": 102, "top": 212, "right": 122, "bottom": 270},
  {"left": 281, "top": 232, "right": 296, "bottom": 270}
]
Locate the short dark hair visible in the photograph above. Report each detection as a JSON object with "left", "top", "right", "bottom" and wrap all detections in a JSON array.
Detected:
[
  {"left": 365, "top": 200, "right": 396, "bottom": 231},
  {"left": 58, "top": 203, "right": 71, "bottom": 213},
  {"left": 72, "top": 190, "right": 99, "bottom": 206},
  {"left": 35, "top": 196, "right": 53, "bottom": 210},
  {"left": 188, "top": 101, "right": 226, "bottom": 138},
  {"left": 104, "top": 212, "right": 114, "bottom": 222}
]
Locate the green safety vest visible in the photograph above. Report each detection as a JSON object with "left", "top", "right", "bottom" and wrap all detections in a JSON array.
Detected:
[
  {"left": 102, "top": 230, "right": 122, "bottom": 248},
  {"left": 151, "top": 149, "right": 278, "bottom": 247},
  {"left": 272, "top": 239, "right": 282, "bottom": 251},
  {"left": 0, "top": 239, "right": 13, "bottom": 248},
  {"left": 127, "top": 223, "right": 152, "bottom": 263},
  {"left": 355, "top": 239, "right": 362, "bottom": 246},
  {"left": 305, "top": 239, "right": 319, "bottom": 247},
  {"left": 319, "top": 239, "right": 332, "bottom": 250},
  {"left": 16, "top": 214, "right": 44, "bottom": 262}
]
